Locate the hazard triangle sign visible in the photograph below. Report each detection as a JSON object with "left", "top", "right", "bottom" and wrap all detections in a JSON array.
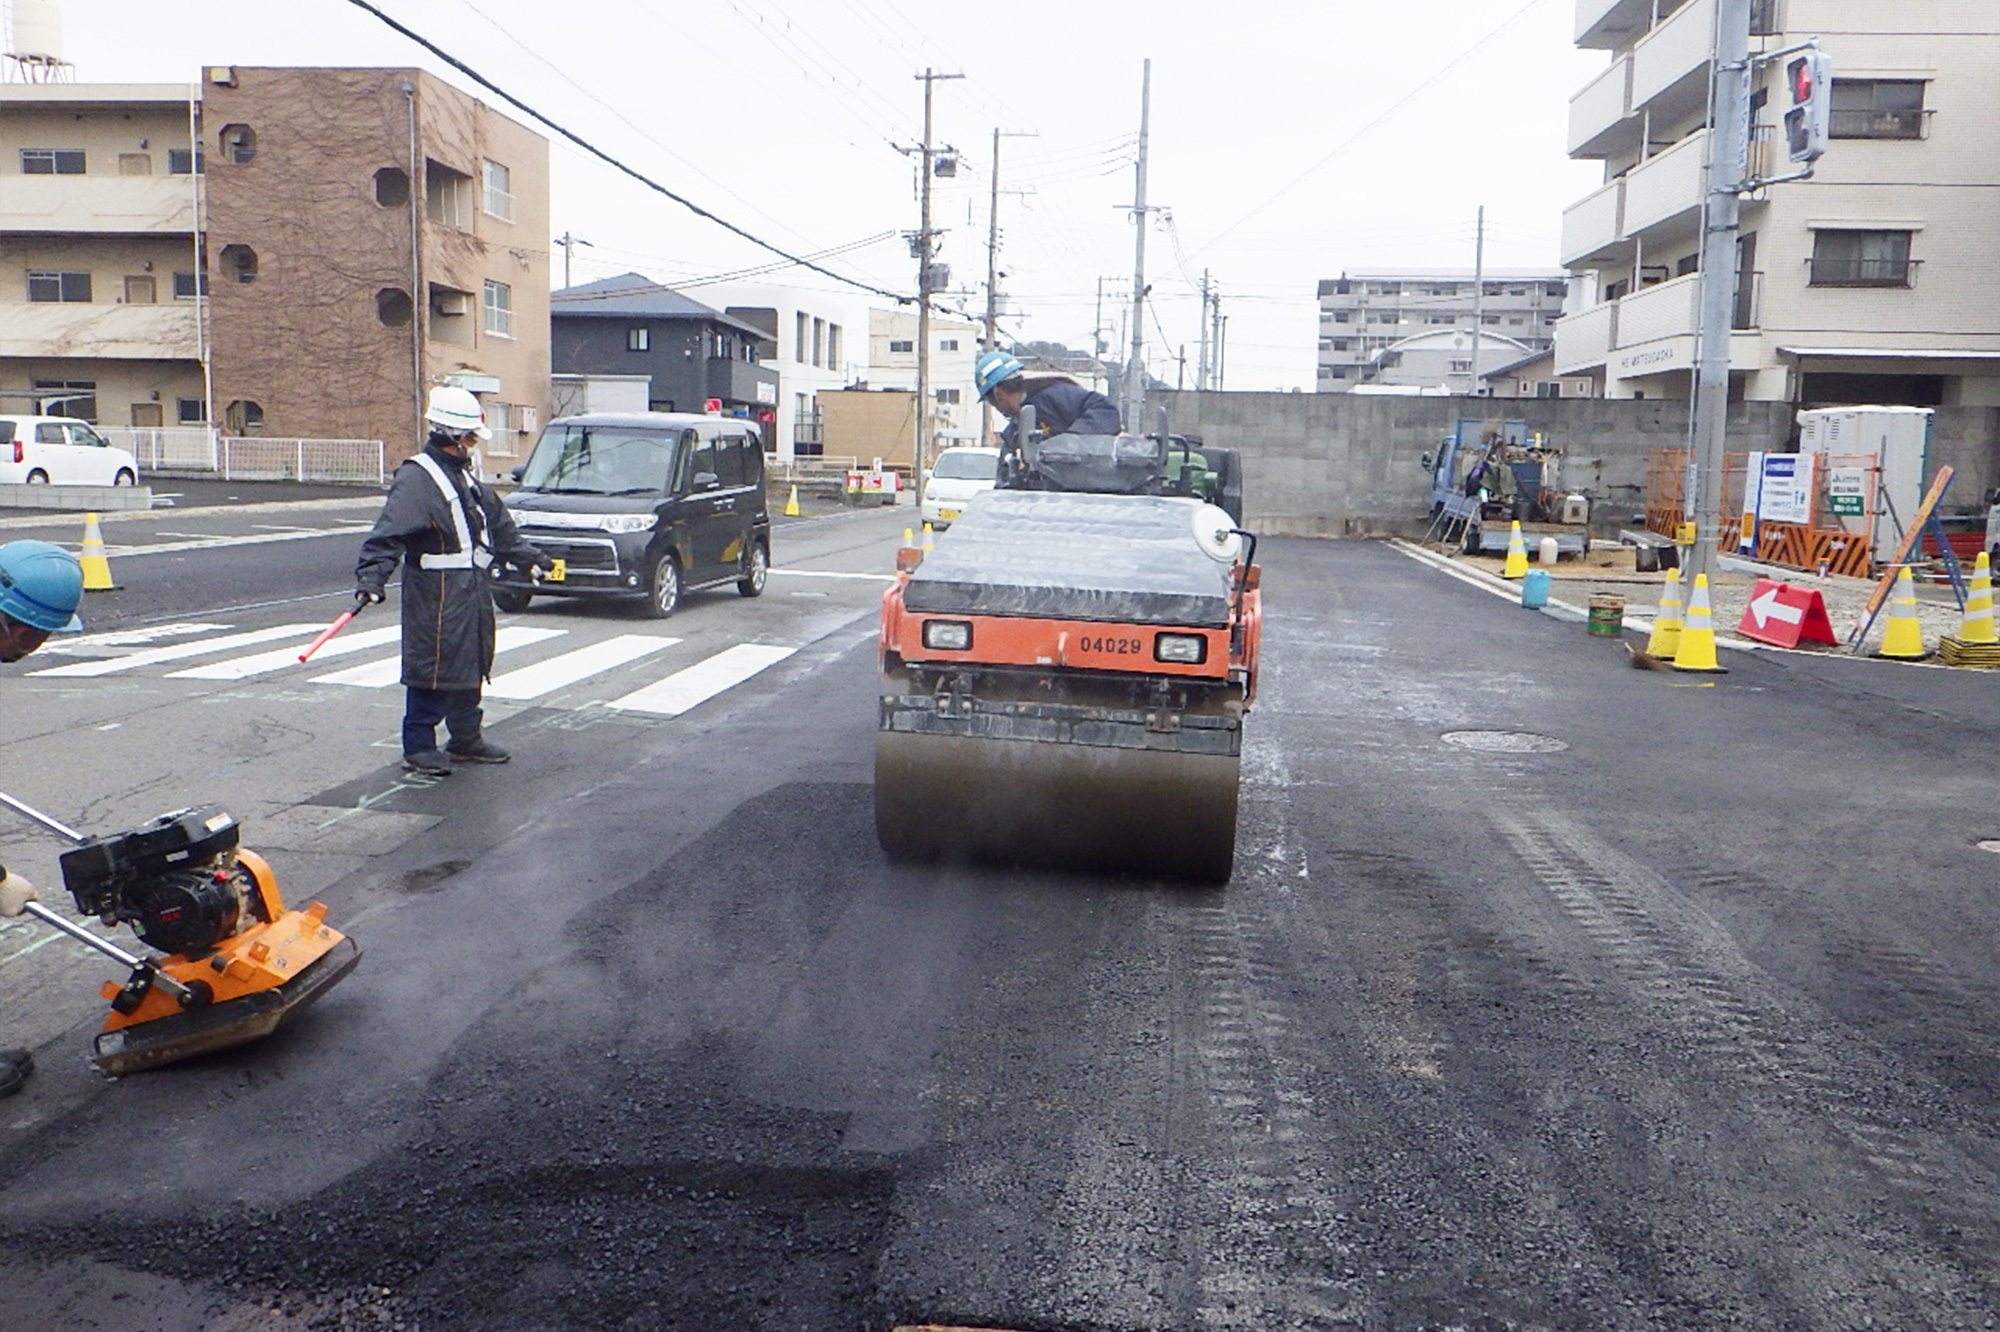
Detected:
[{"left": 1736, "top": 578, "right": 1838, "bottom": 647}]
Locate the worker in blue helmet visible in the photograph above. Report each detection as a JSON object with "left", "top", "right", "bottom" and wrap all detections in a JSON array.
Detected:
[
  {"left": 0, "top": 538, "right": 84, "bottom": 664},
  {"left": 0, "top": 539, "right": 85, "bottom": 1097},
  {"left": 974, "top": 349, "right": 1123, "bottom": 454}
]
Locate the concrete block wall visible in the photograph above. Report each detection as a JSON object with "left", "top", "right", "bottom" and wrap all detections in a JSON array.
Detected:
[{"left": 1155, "top": 392, "right": 2000, "bottom": 538}]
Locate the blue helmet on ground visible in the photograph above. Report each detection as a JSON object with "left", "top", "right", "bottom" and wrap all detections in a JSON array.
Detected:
[
  {"left": 0, "top": 540, "right": 84, "bottom": 633},
  {"left": 974, "top": 350, "right": 1025, "bottom": 399}
]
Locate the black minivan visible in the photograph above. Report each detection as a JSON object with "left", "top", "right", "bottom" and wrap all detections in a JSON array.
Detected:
[{"left": 492, "top": 412, "right": 771, "bottom": 617}]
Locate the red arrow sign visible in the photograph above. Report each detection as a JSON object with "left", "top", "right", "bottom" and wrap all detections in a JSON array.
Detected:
[{"left": 1736, "top": 578, "right": 1838, "bottom": 648}]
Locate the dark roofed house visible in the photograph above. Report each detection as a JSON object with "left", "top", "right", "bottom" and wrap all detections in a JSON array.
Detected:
[{"left": 551, "top": 272, "right": 778, "bottom": 423}]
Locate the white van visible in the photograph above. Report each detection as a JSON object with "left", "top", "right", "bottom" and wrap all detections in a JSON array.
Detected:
[
  {"left": 920, "top": 446, "right": 1001, "bottom": 529},
  {"left": 0, "top": 416, "right": 140, "bottom": 487}
]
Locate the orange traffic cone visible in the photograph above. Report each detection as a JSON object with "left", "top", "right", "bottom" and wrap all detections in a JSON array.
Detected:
[
  {"left": 1644, "top": 566, "right": 1683, "bottom": 659},
  {"left": 1875, "top": 566, "right": 1929, "bottom": 660},
  {"left": 1500, "top": 521, "right": 1529, "bottom": 579},
  {"left": 1671, "top": 573, "right": 1723, "bottom": 672},
  {"left": 79, "top": 512, "right": 117, "bottom": 592}
]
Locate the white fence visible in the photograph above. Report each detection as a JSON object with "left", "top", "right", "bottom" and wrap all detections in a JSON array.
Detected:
[{"left": 100, "top": 428, "right": 385, "bottom": 485}]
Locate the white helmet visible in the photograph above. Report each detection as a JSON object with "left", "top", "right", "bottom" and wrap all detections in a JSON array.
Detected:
[{"left": 425, "top": 385, "right": 492, "bottom": 440}]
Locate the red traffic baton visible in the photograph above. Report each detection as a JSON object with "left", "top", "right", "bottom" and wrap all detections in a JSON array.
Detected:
[{"left": 298, "top": 595, "right": 372, "bottom": 663}]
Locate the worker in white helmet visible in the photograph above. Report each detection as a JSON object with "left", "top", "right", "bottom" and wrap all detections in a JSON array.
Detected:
[{"left": 355, "top": 386, "right": 552, "bottom": 776}]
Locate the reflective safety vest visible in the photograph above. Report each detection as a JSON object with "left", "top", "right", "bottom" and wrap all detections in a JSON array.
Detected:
[{"left": 412, "top": 453, "right": 494, "bottom": 571}]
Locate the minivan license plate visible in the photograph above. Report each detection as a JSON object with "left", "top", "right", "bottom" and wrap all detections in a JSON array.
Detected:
[{"left": 547, "top": 558, "right": 566, "bottom": 582}]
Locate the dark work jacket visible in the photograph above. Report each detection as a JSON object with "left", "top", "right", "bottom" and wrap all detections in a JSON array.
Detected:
[
  {"left": 998, "top": 378, "right": 1124, "bottom": 450},
  {"left": 356, "top": 439, "right": 543, "bottom": 690}
]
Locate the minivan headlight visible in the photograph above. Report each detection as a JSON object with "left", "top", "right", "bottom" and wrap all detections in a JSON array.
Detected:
[
  {"left": 922, "top": 620, "right": 972, "bottom": 651},
  {"left": 598, "top": 514, "right": 657, "bottom": 534}
]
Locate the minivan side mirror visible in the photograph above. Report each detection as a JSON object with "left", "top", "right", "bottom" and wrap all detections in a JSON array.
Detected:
[
  {"left": 511, "top": 463, "right": 526, "bottom": 482},
  {"left": 1986, "top": 487, "right": 2000, "bottom": 507},
  {"left": 692, "top": 471, "right": 720, "bottom": 492},
  {"left": 1420, "top": 453, "right": 1433, "bottom": 472}
]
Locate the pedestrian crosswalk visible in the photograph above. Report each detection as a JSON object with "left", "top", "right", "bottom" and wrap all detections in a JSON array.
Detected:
[{"left": 28, "top": 619, "right": 809, "bottom": 718}]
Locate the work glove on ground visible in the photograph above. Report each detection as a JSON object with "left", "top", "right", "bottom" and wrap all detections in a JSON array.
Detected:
[{"left": 0, "top": 868, "right": 38, "bottom": 917}]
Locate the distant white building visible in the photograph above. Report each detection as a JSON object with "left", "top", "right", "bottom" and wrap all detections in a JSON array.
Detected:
[
  {"left": 1362, "top": 329, "right": 1534, "bottom": 395},
  {"left": 867, "top": 308, "right": 981, "bottom": 447},
  {"left": 698, "top": 282, "right": 864, "bottom": 460},
  {"left": 1316, "top": 269, "right": 1568, "bottom": 393}
]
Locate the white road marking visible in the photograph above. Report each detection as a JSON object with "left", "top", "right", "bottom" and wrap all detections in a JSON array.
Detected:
[
  {"left": 607, "top": 643, "right": 795, "bottom": 716},
  {"left": 27, "top": 623, "right": 326, "bottom": 677},
  {"left": 769, "top": 568, "right": 895, "bottom": 582},
  {"left": 485, "top": 633, "right": 681, "bottom": 700},
  {"left": 308, "top": 626, "right": 566, "bottom": 688},
  {"left": 32, "top": 621, "right": 233, "bottom": 654},
  {"left": 166, "top": 625, "right": 404, "bottom": 680}
]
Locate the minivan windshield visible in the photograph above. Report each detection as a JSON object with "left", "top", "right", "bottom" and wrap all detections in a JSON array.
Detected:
[
  {"left": 517, "top": 424, "right": 686, "bottom": 495},
  {"left": 932, "top": 450, "right": 998, "bottom": 481}
]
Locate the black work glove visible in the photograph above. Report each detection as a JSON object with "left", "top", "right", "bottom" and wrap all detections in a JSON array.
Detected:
[
  {"left": 356, "top": 586, "right": 386, "bottom": 605},
  {"left": 519, "top": 548, "right": 555, "bottom": 576}
]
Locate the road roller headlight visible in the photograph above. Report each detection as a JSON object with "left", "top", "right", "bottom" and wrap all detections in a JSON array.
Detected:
[
  {"left": 1155, "top": 633, "right": 1207, "bottom": 664},
  {"left": 922, "top": 620, "right": 973, "bottom": 651}
]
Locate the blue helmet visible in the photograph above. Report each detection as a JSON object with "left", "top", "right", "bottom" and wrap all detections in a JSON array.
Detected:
[
  {"left": 0, "top": 540, "right": 84, "bottom": 633},
  {"left": 974, "top": 350, "right": 1025, "bottom": 399}
]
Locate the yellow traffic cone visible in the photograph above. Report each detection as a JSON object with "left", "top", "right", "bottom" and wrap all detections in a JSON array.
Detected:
[
  {"left": 1500, "top": 520, "right": 1529, "bottom": 579},
  {"left": 1671, "top": 572, "right": 1723, "bottom": 671},
  {"left": 903, "top": 528, "right": 913, "bottom": 547},
  {"left": 920, "top": 521, "right": 935, "bottom": 551},
  {"left": 1875, "top": 565, "right": 1929, "bottom": 660},
  {"left": 78, "top": 512, "right": 117, "bottom": 591},
  {"left": 1644, "top": 566, "right": 1683, "bottom": 659},
  {"left": 784, "top": 484, "right": 801, "bottom": 517},
  {"left": 1955, "top": 551, "right": 1997, "bottom": 645}
]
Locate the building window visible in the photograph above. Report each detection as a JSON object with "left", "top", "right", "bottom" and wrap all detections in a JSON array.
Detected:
[
  {"left": 1331, "top": 339, "right": 1350, "bottom": 351},
  {"left": 374, "top": 166, "right": 409, "bottom": 207},
  {"left": 34, "top": 380, "right": 97, "bottom": 420},
  {"left": 425, "top": 161, "right": 471, "bottom": 228},
  {"left": 20, "top": 149, "right": 85, "bottom": 174},
  {"left": 1535, "top": 382, "right": 1563, "bottom": 398},
  {"left": 889, "top": 339, "right": 913, "bottom": 353},
  {"left": 486, "top": 400, "right": 511, "bottom": 435},
  {"left": 1830, "top": 79, "right": 1926, "bottom": 139},
  {"left": 481, "top": 159, "right": 513, "bottom": 220},
  {"left": 376, "top": 287, "right": 414, "bottom": 327},
  {"left": 483, "top": 280, "right": 514, "bottom": 336},
  {"left": 1323, "top": 366, "right": 1349, "bottom": 379},
  {"left": 218, "top": 124, "right": 256, "bottom": 164},
  {"left": 172, "top": 271, "right": 208, "bottom": 299},
  {"left": 628, "top": 327, "right": 650, "bottom": 352},
  {"left": 939, "top": 338, "right": 959, "bottom": 352},
  {"left": 219, "top": 244, "right": 258, "bottom": 283},
  {"left": 1427, "top": 315, "right": 1454, "bottom": 325},
  {"left": 28, "top": 271, "right": 91, "bottom": 303},
  {"left": 1448, "top": 359, "right": 1473, "bottom": 373},
  {"left": 827, "top": 324, "right": 842, "bottom": 371},
  {"left": 795, "top": 311, "right": 810, "bottom": 363},
  {"left": 936, "top": 388, "right": 961, "bottom": 404},
  {"left": 168, "top": 148, "right": 205, "bottom": 175},
  {"left": 1333, "top": 312, "right": 1350, "bottom": 323},
  {"left": 1809, "top": 229, "right": 1915, "bottom": 287},
  {"left": 177, "top": 398, "right": 208, "bottom": 424},
  {"left": 225, "top": 400, "right": 264, "bottom": 435}
]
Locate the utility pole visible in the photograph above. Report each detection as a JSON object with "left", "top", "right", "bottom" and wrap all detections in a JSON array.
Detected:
[
  {"left": 1686, "top": 0, "right": 1753, "bottom": 588},
  {"left": 906, "top": 69, "right": 962, "bottom": 477},
  {"left": 1469, "top": 205, "right": 1485, "bottom": 396},
  {"left": 982, "top": 126, "right": 1035, "bottom": 448},
  {"left": 554, "top": 231, "right": 592, "bottom": 290},
  {"left": 1123, "top": 58, "right": 1154, "bottom": 430},
  {"left": 1196, "top": 269, "right": 1211, "bottom": 391}
]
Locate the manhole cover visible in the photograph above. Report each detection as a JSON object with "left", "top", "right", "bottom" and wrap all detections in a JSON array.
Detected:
[
  {"left": 1440, "top": 729, "right": 1570, "bottom": 754},
  {"left": 1976, "top": 839, "right": 2000, "bottom": 855}
]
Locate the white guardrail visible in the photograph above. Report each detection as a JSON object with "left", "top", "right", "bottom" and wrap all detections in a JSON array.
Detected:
[{"left": 99, "top": 428, "right": 385, "bottom": 485}]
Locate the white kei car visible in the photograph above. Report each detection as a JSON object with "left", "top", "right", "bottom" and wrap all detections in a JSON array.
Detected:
[
  {"left": 919, "top": 446, "right": 1001, "bottom": 529},
  {"left": 0, "top": 416, "right": 141, "bottom": 487}
]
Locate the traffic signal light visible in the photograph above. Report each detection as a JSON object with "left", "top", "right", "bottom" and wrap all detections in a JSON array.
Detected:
[{"left": 1782, "top": 49, "right": 1833, "bottom": 163}]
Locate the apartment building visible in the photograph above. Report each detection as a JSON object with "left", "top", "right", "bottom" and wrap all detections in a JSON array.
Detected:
[
  {"left": 1316, "top": 270, "right": 1568, "bottom": 392},
  {"left": 866, "top": 308, "right": 981, "bottom": 445},
  {"left": 1555, "top": 0, "right": 2000, "bottom": 406},
  {"left": 1, "top": 67, "right": 552, "bottom": 474}
]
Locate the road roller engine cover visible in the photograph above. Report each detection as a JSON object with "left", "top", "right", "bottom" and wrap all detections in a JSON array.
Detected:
[
  {"left": 876, "top": 415, "right": 1260, "bottom": 883},
  {"left": 10, "top": 798, "right": 361, "bottom": 1075}
]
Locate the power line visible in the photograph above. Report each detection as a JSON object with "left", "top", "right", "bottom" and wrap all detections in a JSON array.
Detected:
[{"left": 343, "top": 0, "right": 913, "bottom": 304}]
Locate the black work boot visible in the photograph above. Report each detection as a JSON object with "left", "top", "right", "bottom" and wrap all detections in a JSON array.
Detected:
[
  {"left": 447, "top": 736, "right": 510, "bottom": 764},
  {"left": 0, "top": 1048, "right": 31, "bottom": 1099},
  {"left": 403, "top": 751, "right": 453, "bottom": 777}
]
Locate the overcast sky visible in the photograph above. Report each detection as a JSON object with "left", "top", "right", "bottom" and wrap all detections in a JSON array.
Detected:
[{"left": 45, "top": 0, "right": 1607, "bottom": 391}]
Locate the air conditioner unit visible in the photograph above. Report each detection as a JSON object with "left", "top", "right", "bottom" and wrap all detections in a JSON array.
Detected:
[
  {"left": 206, "top": 66, "right": 236, "bottom": 87},
  {"left": 433, "top": 291, "right": 470, "bottom": 316},
  {"left": 518, "top": 406, "right": 538, "bottom": 434}
]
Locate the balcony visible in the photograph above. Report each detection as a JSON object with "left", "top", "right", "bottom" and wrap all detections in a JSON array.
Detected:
[
  {"left": 1629, "top": 0, "right": 1711, "bottom": 119},
  {"left": 0, "top": 300, "right": 200, "bottom": 360},
  {"left": 1623, "top": 129, "right": 1706, "bottom": 239},
  {"left": 1618, "top": 271, "right": 1700, "bottom": 345},
  {"left": 1552, "top": 301, "right": 1617, "bottom": 374},
  {"left": 1568, "top": 56, "right": 1635, "bottom": 158},
  {"left": 704, "top": 358, "right": 779, "bottom": 408},
  {"left": 0, "top": 175, "right": 198, "bottom": 235},
  {"left": 1560, "top": 178, "right": 1625, "bottom": 267},
  {"left": 1576, "top": 0, "right": 1652, "bottom": 50}
]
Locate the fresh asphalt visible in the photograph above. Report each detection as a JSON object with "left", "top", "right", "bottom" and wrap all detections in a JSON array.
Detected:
[{"left": 3, "top": 522, "right": 2000, "bottom": 1330}]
